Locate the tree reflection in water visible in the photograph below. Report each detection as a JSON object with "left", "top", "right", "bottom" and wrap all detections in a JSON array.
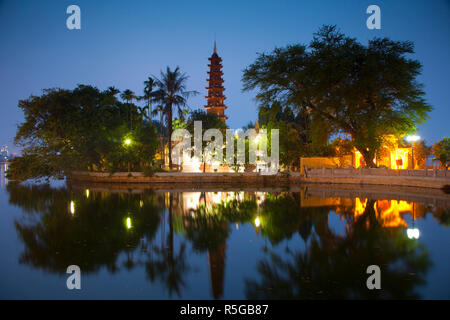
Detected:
[
  {"left": 246, "top": 196, "right": 432, "bottom": 299},
  {"left": 145, "top": 193, "right": 190, "bottom": 297},
  {"left": 8, "top": 183, "right": 160, "bottom": 274},
  {"left": 7, "top": 183, "right": 447, "bottom": 299},
  {"left": 183, "top": 197, "right": 257, "bottom": 298}
]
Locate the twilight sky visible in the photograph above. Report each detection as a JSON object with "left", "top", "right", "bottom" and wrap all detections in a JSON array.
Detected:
[{"left": 0, "top": 0, "right": 449, "bottom": 153}]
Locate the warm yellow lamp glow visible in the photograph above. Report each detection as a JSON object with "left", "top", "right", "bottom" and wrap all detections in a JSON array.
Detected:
[
  {"left": 85, "top": 189, "right": 89, "bottom": 198},
  {"left": 70, "top": 201, "right": 75, "bottom": 215},
  {"left": 254, "top": 216, "right": 261, "bottom": 227},
  {"left": 126, "top": 217, "right": 132, "bottom": 229},
  {"left": 124, "top": 138, "right": 132, "bottom": 146}
]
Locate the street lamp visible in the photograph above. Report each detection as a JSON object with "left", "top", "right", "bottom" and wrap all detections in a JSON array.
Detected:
[
  {"left": 405, "top": 135, "right": 420, "bottom": 169},
  {"left": 70, "top": 201, "right": 75, "bottom": 215},
  {"left": 124, "top": 138, "right": 132, "bottom": 172},
  {"left": 407, "top": 228, "right": 420, "bottom": 239},
  {"left": 126, "top": 217, "right": 132, "bottom": 229}
]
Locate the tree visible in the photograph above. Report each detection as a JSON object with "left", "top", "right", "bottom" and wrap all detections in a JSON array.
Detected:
[
  {"left": 142, "top": 77, "right": 156, "bottom": 121},
  {"left": 330, "top": 138, "right": 354, "bottom": 168},
  {"left": 410, "top": 140, "right": 432, "bottom": 169},
  {"left": 8, "top": 85, "right": 159, "bottom": 180},
  {"left": 186, "top": 110, "right": 228, "bottom": 172},
  {"left": 432, "top": 137, "right": 450, "bottom": 169},
  {"left": 258, "top": 103, "right": 312, "bottom": 169},
  {"left": 120, "top": 89, "right": 136, "bottom": 129},
  {"left": 243, "top": 25, "right": 431, "bottom": 167},
  {"left": 152, "top": 67, "right": 198, "bottom": 170},
  {"left": 106, "top": 86, "right": 120, "bottom": 96}
]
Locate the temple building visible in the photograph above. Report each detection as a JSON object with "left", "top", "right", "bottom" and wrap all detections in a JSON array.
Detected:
[{"left": 204, "top": 41, "right": 227, "bottom": 122}]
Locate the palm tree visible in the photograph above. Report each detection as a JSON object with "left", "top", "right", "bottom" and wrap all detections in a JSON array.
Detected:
[
  {"left": 143, "top": 77, "right": 156, "bottom": 121},
  {"left": 106, "top": 86, "right": 121, "bottom": 122},
  {"left": 120, "top": 89, "right": 135, "bottom": 129},
  {"left": 153, "top": 67, "right": 198, "bottom": 170},
  {"left": 106, "top": 86, "right": 120, "bottom": 96},
  {"left": 152, "top": 104, "right": 165, "bottom": 135},
  {"left": 152, "top": 104, "right": 166, "bottom": 166}
]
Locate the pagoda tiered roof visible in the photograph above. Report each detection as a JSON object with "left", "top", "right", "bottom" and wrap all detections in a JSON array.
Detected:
[{"left": 204, "top": 41, "right": 227, "bottom": 121}]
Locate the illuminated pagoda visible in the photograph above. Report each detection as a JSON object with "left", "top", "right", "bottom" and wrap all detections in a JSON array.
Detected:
[{"left": 204, "top": 41, "right": 227, "bottom": 122}]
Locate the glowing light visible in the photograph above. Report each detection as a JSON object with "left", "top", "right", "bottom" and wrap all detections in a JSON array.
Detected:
[
  {"left": 407, "top": 228, "right": 420, "bottom": 239},
  {"left": 70, "top": 201, "right": 75, "bottom": 215},
  {"left": 211, "top": 192, "right": 222, "bottom": 205},
  {"left": 85, "top": 189, "right": 89, "bottom": 198},
  {"left": 254, "top": 216, "right": 261, "bottom": 227},
  {"left": 124, "top": 138, "right": 132, "bottom": 146},
  {"left": 391, "top": 148, "right": 410, "bottom": 170},
  {"left": 256, "top": 192, "right": 266, "bottom": 206},
  {"left": 126, "top": 217, "right": 132, "bottom": 229},
  {"left": 405, "top": 135, "right": 420, "bottom": 143},
  {"left": 183, "top": 192, "right": 201, "bottom": 212},
  {"left": 139, "top": 200, "right": 143, "bottom": 208}
]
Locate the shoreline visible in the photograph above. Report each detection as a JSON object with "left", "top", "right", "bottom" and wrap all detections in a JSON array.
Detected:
[{"left": 67, "top": 170, "right": 450, "bottom": 190}]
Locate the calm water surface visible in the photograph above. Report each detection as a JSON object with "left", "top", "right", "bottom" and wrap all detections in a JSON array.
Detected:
[{"left": 1, "top": 166, "right": 449, "bottom": 299}]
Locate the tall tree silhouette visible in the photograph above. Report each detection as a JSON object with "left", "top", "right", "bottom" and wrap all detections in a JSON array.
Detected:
[
  {"left": 120, "top": 89, "right": 136, "bottom": 129},
  {"left": 153, "top": 67, "right": 198, "bottom": 169},
  {"left": 142, "top": 77, "right": 156, "bottom": 121}
]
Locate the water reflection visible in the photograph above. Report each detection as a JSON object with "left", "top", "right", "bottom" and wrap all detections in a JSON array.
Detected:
[
  {"left": 5, "top": 182, "right": 450, "bottom": 299},
  {"left": 0, "top": 163, "right": 7, "bottom": 187},
  {"left": 247, "top": 198, "right": 431, "bottom": 299}
]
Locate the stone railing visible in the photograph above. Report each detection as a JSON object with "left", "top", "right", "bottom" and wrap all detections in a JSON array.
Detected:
[
  {"left": 305, "top": 167, "right": 448, "bottom": 178},
  {"left": 303, "top": 166, "right": 450, "bottom": 189},
  {"left": 67, "top": 169, "right": 450, "bottom": 189}
]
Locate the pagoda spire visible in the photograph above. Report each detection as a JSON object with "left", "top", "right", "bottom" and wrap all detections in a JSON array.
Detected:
[{"left": 204, "top": 42, "right": 227, "bottom": 122}]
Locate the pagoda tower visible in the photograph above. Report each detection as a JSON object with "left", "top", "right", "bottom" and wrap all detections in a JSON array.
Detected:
[{"left": 204, "top": 41, "right": 227, "bottom": 121}]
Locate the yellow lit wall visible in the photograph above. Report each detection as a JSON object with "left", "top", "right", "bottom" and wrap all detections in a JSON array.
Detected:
[{"left": 390, "top": 148, "right": 410, "bottom": 169}]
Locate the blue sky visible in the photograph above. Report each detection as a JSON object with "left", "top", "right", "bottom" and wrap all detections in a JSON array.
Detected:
[{"left": 0, "top": 0, "right": 449, "bottom": 153}]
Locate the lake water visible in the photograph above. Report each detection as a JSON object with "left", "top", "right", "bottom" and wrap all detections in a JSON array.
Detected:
[{"left": 1, "top": 166, "right": 449, "bottom": 299}]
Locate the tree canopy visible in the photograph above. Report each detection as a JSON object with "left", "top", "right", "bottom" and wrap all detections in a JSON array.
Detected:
[
  {"left": 152, "top": 66, "right": 198, "bottom": 169},
  {"left": 243, "top": 25, "right": 432, "bottom": 166},
  {"left": 433, "top": 137, "right": 450, "bottom": 169},
  {"left": 8, "top": 84, "right": 159, "bottom": 181}
]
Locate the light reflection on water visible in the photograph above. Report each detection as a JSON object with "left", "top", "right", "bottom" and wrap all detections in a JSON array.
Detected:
[
  {"left": 0, "top": 163, "right": 7, "bottom": 187},
  {"left": 0, "top": 178, "right": 449, "bottom": 299}
]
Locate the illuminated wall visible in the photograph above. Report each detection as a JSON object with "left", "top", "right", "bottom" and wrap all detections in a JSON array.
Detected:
[
  {"left": 354, "top": 147, "right": 411, "bottom": 169},
  {"left": 390, "top": 148, "right": 410, "bottom": 170}
]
